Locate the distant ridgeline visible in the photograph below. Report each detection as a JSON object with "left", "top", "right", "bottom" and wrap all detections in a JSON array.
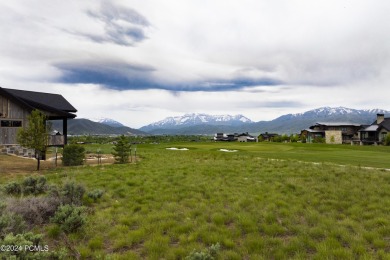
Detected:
[{"left": 138, "top": 107, "right": 390, "bottom": 135}]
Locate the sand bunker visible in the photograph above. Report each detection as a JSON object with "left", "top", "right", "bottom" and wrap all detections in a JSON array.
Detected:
[
  {"left": 219, "top": 149, "right": 238, "bottom": 152},
  {"left": 166, "top": 147, "right": 189, "bottom": 151}
]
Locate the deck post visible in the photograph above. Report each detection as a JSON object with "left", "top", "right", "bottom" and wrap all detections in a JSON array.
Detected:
[{"left": 63, "top": 118, "right": 68, "bottom": 145}]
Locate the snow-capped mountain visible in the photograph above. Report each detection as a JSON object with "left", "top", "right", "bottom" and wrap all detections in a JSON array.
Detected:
[
  {"left": 139, "top": 107, "right": 390, "bottom": 135},
  {"left": 279, "top": 107, "right": 390, "bottom": 122},
  {"left": 140, "top": 113, "right": 252, "bottom": 132},
  {"left": 88, "top": 118, "right": 125, "bottom": 128}
]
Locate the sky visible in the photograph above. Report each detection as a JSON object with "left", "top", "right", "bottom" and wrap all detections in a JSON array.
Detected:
[{"left": 1, "top": 0, "right": 390, "bottom": 128}]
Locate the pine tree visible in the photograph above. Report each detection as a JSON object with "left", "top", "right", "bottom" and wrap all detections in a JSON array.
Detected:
[{"left": 112, "top": 135, "right": 131, "bottom": 164}]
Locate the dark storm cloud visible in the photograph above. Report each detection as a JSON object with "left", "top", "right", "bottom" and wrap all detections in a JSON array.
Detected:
[
  {"left": 55, "top": 60, "right": 282, "bottom": 92},
  {"left": 55, "top": 61, "right": 157, "bottom": 89}
]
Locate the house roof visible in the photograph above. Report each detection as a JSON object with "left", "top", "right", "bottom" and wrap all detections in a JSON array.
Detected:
[
  {"left": 315, "top": 122, "right": 361, "bottom": 127},
  {"left": 360, "top": 125, "right": 379, "bottom": 132},
  {"left": 259, "top": 132, "right": 278, "bottom": 137},
  {"left": 378, "top": 118, "right": 390, "bottom": 131},
  {"left": 0, "top": 87, "right": 77, "bottom": 119},
  {"left": 302, "top": 129, "right": 324, "bottom": 133},
  {"left": 238, "top": 132, "right": 254, "bottom": 137}
]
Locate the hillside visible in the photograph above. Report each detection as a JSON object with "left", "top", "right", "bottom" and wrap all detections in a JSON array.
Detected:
[{"left": 51, "top": 119, "right": 147, "bottom": 136}]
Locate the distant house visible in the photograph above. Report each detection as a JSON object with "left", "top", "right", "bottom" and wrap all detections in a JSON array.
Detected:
[
  {"left": 258, "top": 132, "right": 279, "bottom": 142},
  {"left": 214, "top": 132, "right": 257, "bottom": 142},
  {"left": 301, "top": 122, "right": 361, "bottom": 144},
  {"left": 237, "top": 132, "right": 257, "bottom": 142},
  {"left": 0, "top": 87, "right": 77, "bottom": 146},
  {"left": 359, "top": 114, "right": 390, "bottom": 145},
  {"left": 214, "top": 133, "right": 237, "bottom": 142}
]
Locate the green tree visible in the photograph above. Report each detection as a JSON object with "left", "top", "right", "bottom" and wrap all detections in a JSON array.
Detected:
[
  {"left": 112, "top": 135, "right": 131, "bottom": 164},
  {"left": 17, "top": 109, "right": 50, "bottom": 171},
  {"left": 384, "top": 133, "right": 390, "bottom": 146}
]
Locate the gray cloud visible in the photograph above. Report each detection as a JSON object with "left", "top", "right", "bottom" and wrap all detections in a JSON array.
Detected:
[
  {"left": 86, "top": 1, "right": 150, "bottom": 45},
  {"left": 54, "top": 59, "right": 283, "bottom": 92},
  {"left": 238, "top": 101, "right": 304, "bottom": 109},
  {"left": 55, "top": 60, "right": 156, "bottom": 89}
]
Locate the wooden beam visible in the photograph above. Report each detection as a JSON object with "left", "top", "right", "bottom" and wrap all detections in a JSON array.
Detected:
[{"left": 63, "top": 118, "right": 68, "bottom": 145}]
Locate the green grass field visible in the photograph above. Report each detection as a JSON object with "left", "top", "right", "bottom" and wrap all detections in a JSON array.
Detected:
[{"left": 1, "top": 142, "right": 390, "bottom": 259}]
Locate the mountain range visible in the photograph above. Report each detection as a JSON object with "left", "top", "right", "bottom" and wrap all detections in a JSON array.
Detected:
[
  {"left": 138, "top": 107, "right": 390, "bottom": 135},
  {"left": 140, "top": 113, "right": 252, "bottom": 132},
  {"left": 52, "top": 107, "right": 390, "bottom": 136}
]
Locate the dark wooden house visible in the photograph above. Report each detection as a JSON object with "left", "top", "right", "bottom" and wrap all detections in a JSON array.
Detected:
[
  {"left": 0, "top": 87, "right": 77, "bottom": 146},
  {"left": 258, "top": 132, "right": 279, "bottom": 142},
  {"left": 359, "top": 114, "right": 390, "bottom": 144}
]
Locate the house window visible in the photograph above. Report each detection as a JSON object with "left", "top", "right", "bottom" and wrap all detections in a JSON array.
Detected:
[{"left": 1, "top": 120, "right": 22, "bottom": 127}]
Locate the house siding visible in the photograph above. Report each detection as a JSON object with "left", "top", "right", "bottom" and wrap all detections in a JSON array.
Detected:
[
  {"left": 325, "top": 130, "right": 342, "bottom": 144},
  {"left": 379, "top": 130, "right": 388, "bottom": 142},
  {"left": 0, "top": 94, "right": 29, "bottom": 145}
]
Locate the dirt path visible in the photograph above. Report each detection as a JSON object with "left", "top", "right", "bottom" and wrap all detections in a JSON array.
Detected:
[{"left": 0, "top": 154, "right": 116, "bottom": 178}]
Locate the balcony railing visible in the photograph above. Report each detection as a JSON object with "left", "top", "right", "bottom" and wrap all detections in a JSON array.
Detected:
[{"left": 47, "top": 135, "right": 64, "bottom": 146}]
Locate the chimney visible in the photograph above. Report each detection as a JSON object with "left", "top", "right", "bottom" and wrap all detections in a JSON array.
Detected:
[{"left": 377, "top": 113, "right": 385, "bottom": 124}]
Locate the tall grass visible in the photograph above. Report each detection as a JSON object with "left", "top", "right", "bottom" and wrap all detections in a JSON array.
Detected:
[{"left": 1, "top": 142, "right": 390, "bottom": 258}]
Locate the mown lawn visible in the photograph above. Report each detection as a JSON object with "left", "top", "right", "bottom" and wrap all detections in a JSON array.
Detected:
[{"left": 1, "top": 142, "right": 390, "bottom": 259}]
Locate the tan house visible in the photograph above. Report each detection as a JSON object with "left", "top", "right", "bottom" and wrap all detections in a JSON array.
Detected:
[{"left": 0, "top": 87, "right": 77, "bottom": 148}]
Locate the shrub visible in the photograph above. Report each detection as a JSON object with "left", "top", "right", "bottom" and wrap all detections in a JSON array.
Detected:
[
  {"left": 290, "top": 134, "right": 299, "bottom": 143},
  {"left": 61, "top": 182, "right": 85, "bottom": 205},
  {"left": 6, "top": 197, "right": 61, "bottom": 226},
  {"left": 281, "top": 134, "right": 290, "bottom": 142},
  {"left": 0, "top": 212, "right": 26, "bottom": 239},
  {"left": 0, "top": 232, "right": 49, "bottom": 259},
  {"left": 22, "top": 176, "right": 47, "bottom": 195},
  {"left": 313, "top": 137, "right": 325, "bottom": 143},
  {"left": 51, "top": 205, "right": 86, "bottom": 233},
  {"left": 3, "top": 176, "right": 47, "bottom": 196},
  {"left": 384, "top": 133, "right": 390, "bottom": 146},
  {"left": 4, "top": 181, "right": 22, "bottom": 196},
  {"left": 87, "top": 189, "right": 104, "bottom": 202},
  {"left": 62, "top": 144, "right": 85, "bottom": 166},
  {"left": 185, "top": 243, "right": 221, "bottom": 260}
]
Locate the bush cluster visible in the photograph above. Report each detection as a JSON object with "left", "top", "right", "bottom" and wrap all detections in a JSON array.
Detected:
[
  {"left": 0, "top": 232, "right": 67, "bottom": 259},
  {"left": 312, "top": 137, "right": 326, "bottom": 143},
  {"left": 4, "top": 176, "right": 47, "bottom": 196},
  {"left": 1, "top": 177, "right": 103, "bottom": 258},
  {"left": 258, "top": 134, "right": 301, "bottom": 143},
  {"left": 22, "top": 176, "right": 47, "bottom": 195},
  {"left": 6, "top": 197, "right": 61, "bottom": 226}
]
